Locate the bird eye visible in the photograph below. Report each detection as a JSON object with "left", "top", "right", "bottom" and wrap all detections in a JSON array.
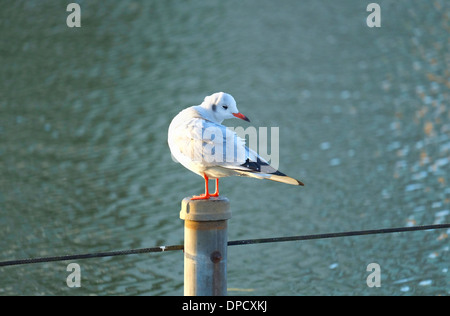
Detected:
[{"left": 222, "top": 105, "right": 228, "bottom": 110}]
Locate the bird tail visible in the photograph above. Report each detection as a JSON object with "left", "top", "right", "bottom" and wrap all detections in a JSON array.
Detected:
[{"left": 237, "top": 170, "right": 304, "bottom": 186}]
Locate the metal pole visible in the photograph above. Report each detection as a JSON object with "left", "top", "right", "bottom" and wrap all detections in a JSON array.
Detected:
[{"left": 180, "top": 197, "right": 231, "bottom": 296}]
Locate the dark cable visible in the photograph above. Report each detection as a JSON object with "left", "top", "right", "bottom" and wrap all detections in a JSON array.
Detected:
[
  {"left": 0, "top": 223, "right": 448, "bottom": 268},
  {"left": 0, "top": 245, "right": 184, "bottom": 267},
  {"left": 228, "top": 223, "right": 450, "bottom": 246}
]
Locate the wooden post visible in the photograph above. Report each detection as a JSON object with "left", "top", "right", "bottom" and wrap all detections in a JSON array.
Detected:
[{"left": 180, "top": 197, "right": 231, "bottom": 296}]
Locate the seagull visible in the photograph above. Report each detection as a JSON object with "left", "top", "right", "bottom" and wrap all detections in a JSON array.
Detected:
[{"left": 168, "top": 92, "right": 304, "bottom": 200}]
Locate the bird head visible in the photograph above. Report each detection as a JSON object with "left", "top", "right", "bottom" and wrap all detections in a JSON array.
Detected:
[{"left": 201, "top": 92, "right": 250, "bottom": 124}]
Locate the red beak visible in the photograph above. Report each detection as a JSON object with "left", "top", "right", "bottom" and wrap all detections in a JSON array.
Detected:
[{"left": 232, "top": 112, "right": 250, "bottom": 122}]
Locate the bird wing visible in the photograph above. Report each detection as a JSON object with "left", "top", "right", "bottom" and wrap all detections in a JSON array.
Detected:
[
  {"left": 169, "top": 115, "right": 303, "bottom": 186},
  {"left": 170, "top": 117, "right": 247, "bottom": 167},
  {"left": 224, "top": 146, "right": 304, "bottom": 186}
]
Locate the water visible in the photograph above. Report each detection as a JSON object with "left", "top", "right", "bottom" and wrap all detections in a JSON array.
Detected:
[{"left": 1, "top": 0, "right": 449, "bottom": 295}]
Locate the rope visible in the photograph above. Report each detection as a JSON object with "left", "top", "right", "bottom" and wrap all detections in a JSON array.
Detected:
[
  {"left": 0, "top": 245, "right": 184, "bottom": 268},
  {"left": 0, "top": 223, "right": 448, "bottom": 268},
  {"left": 228, "top": 223, "right": 450, "bottom": 246}
]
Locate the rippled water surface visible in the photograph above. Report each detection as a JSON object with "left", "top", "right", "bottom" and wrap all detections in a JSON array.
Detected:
[{"left": 1, "top": 1, "right": 449, "bottom": 295}]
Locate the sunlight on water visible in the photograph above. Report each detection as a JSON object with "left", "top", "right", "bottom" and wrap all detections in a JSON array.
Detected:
[{"left": 0, "top": 1, "right": 448, "bottom": 295}]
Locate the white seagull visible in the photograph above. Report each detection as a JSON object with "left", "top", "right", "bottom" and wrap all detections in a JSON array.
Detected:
[{"left": 168, "top": 92, "right": 304, "bottom": 200}]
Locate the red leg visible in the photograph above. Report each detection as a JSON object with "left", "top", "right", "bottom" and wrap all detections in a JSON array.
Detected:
[
  {"left": 210, "top": 178, "right": 219, "bottom": 197},
  {"left": 191, "top": 174, "right": 211, "bottom": 200}
]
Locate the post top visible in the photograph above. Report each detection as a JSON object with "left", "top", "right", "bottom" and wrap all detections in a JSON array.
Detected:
[{"left": 180, "top": 197, "right": 232, "bottom": 221}]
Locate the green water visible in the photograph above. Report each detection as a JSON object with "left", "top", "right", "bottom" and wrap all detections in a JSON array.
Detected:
[{"left": 0, "top": 1, "right": 449, "bottom": 295}]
